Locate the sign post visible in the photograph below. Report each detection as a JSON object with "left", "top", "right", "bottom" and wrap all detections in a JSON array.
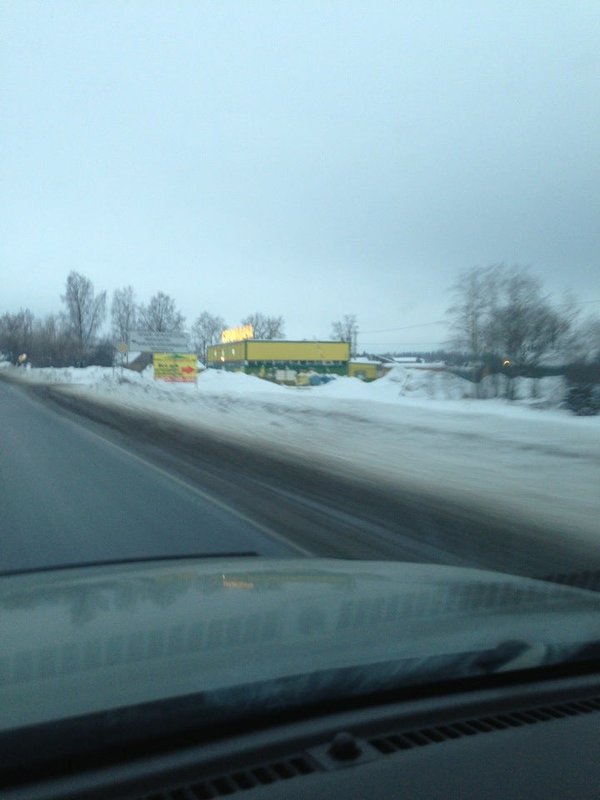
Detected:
[{"left": 117, "top": 341, "right": 128, "bottom": 374}]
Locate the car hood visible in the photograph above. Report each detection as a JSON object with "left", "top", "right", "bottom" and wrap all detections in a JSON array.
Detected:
[{"left": 3, "top": 558, "right": 600, "bottom": 735}]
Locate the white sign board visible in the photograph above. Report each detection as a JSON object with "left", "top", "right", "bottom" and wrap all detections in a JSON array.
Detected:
[{"left": 129, "top": 330, "right": 190, "bottom": 353}]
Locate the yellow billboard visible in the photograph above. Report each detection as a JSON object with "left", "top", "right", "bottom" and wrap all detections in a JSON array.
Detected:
[
  {"left": 221, "top": 324, "right": 254, "bottom": 344},
  {"left": 153, "top": 353, "right": 198, "bottom": 382}
]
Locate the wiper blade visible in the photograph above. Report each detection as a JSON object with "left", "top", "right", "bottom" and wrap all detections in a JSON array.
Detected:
[
  {"left": 0, "top": 551, "right": 259, "bottom": 578},
  {"left": 473, "top": 638, "right": 600, "bottom": 677},
  {"left": 472, "top": 639, "right": 535, "bottom": 673},
  {"left": 536, "top": 571, "right": 600, "bottom": 594}
]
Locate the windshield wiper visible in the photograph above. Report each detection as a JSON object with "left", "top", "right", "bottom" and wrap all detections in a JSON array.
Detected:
[
  {"left": 536, "top": 571, "right": 600, "bottom": 594},
  {"left": 0, "top": 551, "right": 259, "bottom": 578}
]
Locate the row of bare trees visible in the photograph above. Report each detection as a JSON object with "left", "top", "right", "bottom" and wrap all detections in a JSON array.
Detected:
[
  {"left": 446, "top": 264, "right": 600, "bottom": 398},
  {"left": 2, "top": 268, "right": 363, "bottom": 368},
  {"left": 0, "top": 272, "right": 289, "bottom": 367},
  {"left": 110, "top": 287, "right": 287, "bottom": 362},
  {"left": 0, "top": 273, "right": 111, "bottom": 367}
]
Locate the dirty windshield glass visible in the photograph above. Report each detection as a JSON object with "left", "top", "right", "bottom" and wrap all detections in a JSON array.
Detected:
[{"left": 1, "top": 1, "right": 599, "bottom": 721}]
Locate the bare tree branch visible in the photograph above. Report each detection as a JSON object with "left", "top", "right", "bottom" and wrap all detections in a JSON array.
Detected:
[
  {"left": 61, "top": 272, "right": 106, "bottom": 358},
  {"left": 331, "top": 314, "right": 358, "bottom": 355},
  {"left": 111, "top": 286, "right": 137, "bottom": 344},
  {"left": 241, "top": 312, "right": 285, "bottom": 339},
  {"left": 138, "top": 292, "right": 185, "bottom": 332},
  {"left": 191, "top": 312, "right": 227, "bottom": 362}
]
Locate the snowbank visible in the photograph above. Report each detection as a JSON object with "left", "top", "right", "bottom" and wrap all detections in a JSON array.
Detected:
[
  {"left": 198, "top": 367, "right": 288, "bottom": 395},
  {"left": 8, "top": 362, "right": 572, "bottom": 412}
]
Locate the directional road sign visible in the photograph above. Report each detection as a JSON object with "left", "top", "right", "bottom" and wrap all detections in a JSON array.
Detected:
[{"left": 129, "top": 330, "right": 190, "bottom": 353}]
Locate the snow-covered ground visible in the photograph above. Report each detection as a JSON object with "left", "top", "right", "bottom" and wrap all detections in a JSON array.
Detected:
[{"left": 6, "top": 364, "right": 600, "bottom": 546}]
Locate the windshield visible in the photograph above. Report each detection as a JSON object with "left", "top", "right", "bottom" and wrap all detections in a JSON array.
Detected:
[{"left": 1, "top": 0, "right": 599, "bottom": 742}]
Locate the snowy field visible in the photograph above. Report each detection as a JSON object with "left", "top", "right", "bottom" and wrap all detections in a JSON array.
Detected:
[{"left": 5, "top": 363, "right": 600, "bottom": 546}]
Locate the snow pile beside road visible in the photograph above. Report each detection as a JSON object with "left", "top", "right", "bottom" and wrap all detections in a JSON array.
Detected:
[
  {"left": 306, "top": 366, "right": 566, "bottom": 408},
  {"left": 197, "top": 367, "right": 288, "bottom": 395},
  {"left": 382, "top": 366, "right": 471, "bottom": 401},
  {"left": 8, "top": 361, "right": 569, "bottom": 412},
  {"left": 14, "top": 365, "right": 114, "bottom": 384},
  {"left": 303, "top": 368, "right": 468, "bottom": 402},
  {"left": 479, "top": 373, "right": 567, "bottom": 407}
]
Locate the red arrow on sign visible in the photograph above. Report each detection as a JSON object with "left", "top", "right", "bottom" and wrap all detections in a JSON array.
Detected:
[{"left": 181, "top": 365, "right": 196, "bottom": 374}]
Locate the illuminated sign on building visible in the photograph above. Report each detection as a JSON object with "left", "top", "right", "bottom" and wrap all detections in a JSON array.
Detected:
[{"left": 221, "top": 324, "right": 254, "bottom": 343}]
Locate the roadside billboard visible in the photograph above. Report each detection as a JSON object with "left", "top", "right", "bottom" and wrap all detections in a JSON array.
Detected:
[{"left": 153, "top": 353, "right": 198, "bottom": 383}]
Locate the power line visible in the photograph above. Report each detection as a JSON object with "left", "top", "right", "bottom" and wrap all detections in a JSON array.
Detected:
[
  {"left": 360, "top": 298, "right": 600, "bottom": 338},
  {"left": 360, "top": 341, "right": 445, "bottom": 346},
  {"left": 360, "top": 321, "right": 445, "bottom": 334}
]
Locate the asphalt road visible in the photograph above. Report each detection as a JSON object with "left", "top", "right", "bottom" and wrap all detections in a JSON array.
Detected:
[
  {"left": 1, "top": 377, "right": 598, "bottom": 580},
  {"left": 0, "top": 380, "right": 301, "bottom": 573}
]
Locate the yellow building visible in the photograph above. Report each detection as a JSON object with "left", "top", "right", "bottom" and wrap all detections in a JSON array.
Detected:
[{"left": 206, "top": 340, "right": 350, "bottom": 380}]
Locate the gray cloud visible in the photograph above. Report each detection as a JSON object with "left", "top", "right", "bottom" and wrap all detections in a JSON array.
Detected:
[{"left": 1, "top": 1, "right": 598, "bottom": 350}]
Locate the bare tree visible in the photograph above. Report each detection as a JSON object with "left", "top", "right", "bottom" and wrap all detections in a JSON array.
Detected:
[
  {"left": 61, "top": 271, "right": 107, "bottom": 359},
  {"left": 490, "top": 269, "right": 570, "bottom": 366},
  {"left": 568, "top": 315, "right": 600, "bottom": 363},
  {"left": 28, "top": 313, "right": 77, "bottom": 367},
  {"left": 138, "top": 292, "right": 185, "bottom": 332},
  {"left": 331, "top": 314, "right": 358, "bottom": 355},
  {"left": 489, "top": 270, "right": 570, "bottom": 398},
  {"left": 447, "top": 265, "right": 574, "bottom": 399},
  {"left": 191, "top": 312, "right": 227, "bottom": 363},
  {"left": 446, "top": 265, "right": 501, "bottom": 360},
  {"left": 0, "top": 308, "right": 34, "bottom": 362},
  {"left": 241, "top": 312, "right": 285, "bottom": 339},
  {"left": 111, "top": 286, "right": 137, "bottom": 346}
]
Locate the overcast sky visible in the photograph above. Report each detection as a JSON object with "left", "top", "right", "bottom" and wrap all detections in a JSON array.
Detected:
[{"left": 2, "top": 1, "right": 599, "bottom": 351}]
